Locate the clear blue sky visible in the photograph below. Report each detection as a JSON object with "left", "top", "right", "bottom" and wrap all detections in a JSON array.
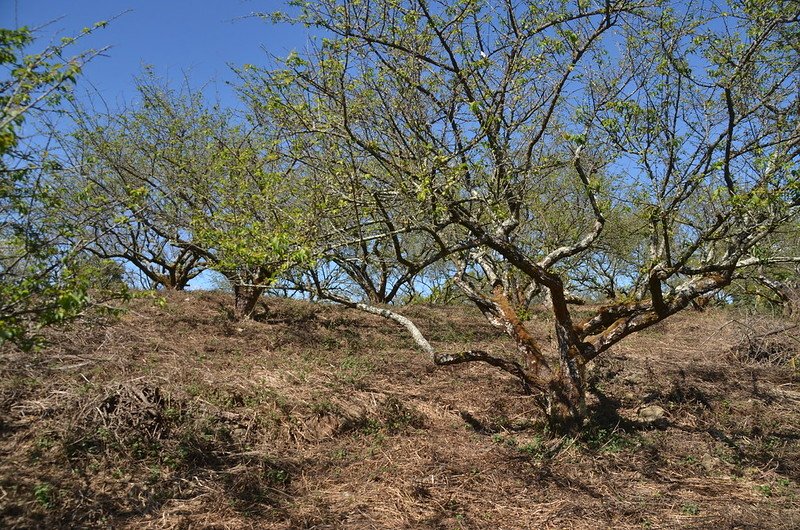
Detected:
[
  {"left": 0, "top": 0, "right": 307, "bottom": 107},
  {"left": 1, "top": 1, "right": 308, "bottom": 290}
]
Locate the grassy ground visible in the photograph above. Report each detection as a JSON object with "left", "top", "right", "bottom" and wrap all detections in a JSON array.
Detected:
[{"left": 1, "top": 291, "right": 799, "bottom": 529}]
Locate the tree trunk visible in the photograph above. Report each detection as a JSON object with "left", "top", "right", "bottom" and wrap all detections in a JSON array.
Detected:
[
  {"left": 452, "top": 274, "right": 589, "bottom": 433},
  {"left": 341, "top": 285, "right": 590, "bottom": 433},
  {"left": 543, "top": 368, "right": 587, "bottom": 434},
  {"left": 232, "top": 284, "right": 264, "bottom": 320}
]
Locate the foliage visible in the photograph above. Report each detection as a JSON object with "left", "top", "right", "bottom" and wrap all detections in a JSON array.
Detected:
[
  {"left": 0, "top": 24, "right": 110, "bottom": 349},
  {"left": 67, "top": 74, "right": 316, "bottom": 318}
]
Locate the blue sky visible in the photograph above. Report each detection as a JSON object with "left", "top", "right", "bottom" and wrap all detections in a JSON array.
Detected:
[
  {"left": 1, "top": 1, "right": 309, "bottom": 290},
  {"left": 1, "top": 1, "right": 307, "bottom": 108}
]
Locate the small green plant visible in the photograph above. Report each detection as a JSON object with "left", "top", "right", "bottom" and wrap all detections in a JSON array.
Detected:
[
  {"left": 380, "top": 396, "right": 424, "bottom": 433},
  {"left": 756, "top": 484, "right": 773, "bottom": 497},
  {"left": 680, "top": 503, "right": 699, "bottom": 516},
  {"left": 311, "top": 397, "right": 338, "bottom": 415},
  {"left": 490, "top": 433, "right": 519, "bottom": 448},
  {"left": 360, "top": 418, "right": 382, "bottom": 436},
  {"left": 330, "top": 448, "right": 348, "bottom": 461},
  {"left": 185, "top": 382, "right": 203, "bottom": 397},
  {"left": 583, "top": 426, "right": 639, "bottom": 453},
  {"left": 265, "top": 466, "right": 290, "bottom": 485},
  {"left": 519, "top": 436, "right": 546, "bottom": 459},
  {"left": 337, "top": 355, "right": 372, "bottom": 388},
  {"left": 34, "top": 483, "right": 54, "bottom": 508},
  {"left": 756, "top": 478, "right": 795, "bottom": 498},
  {"left": 33, "top": 434, "right": 56, "bottom": 452}
]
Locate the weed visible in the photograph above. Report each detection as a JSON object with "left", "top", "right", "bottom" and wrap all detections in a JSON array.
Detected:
[
  {"left": 147, "top": 465, "right": 162, "bottom": 483},
  {"left": 380, "top": 396, "right": 424, "bottom": 433},
  {"left": 756, "top": 484, "right": 774, "bottom": 497},
  {"left": 321, "top": 337, "right": 340, "bottom": 350},
  {"left": 518, "top": 436, "right": 546, "bottom": 459},
  {"left": 713, "top": 445, "right": 740, "bottom": 466},
  {"left": 32, "top": 434, "right": 56, "bottom": 457},
  {"left": 360, "top": 418, "right": 382, "bottom": 436},
  {"left": 491, "top": 433, "right": 519, "bottom": 449},
  {"left": 330, "top": 448, "right": 348, "bottom": 461},
  {"left": 186, "top": 382, "right": 203, "bottom": 397},
  {"left": 756, "top": 478, "right": 795, "bottom": 498},
  {"left": 582, "top": 426, "right": 639, "bottom": 453},
  {"left": 310, "top": 396, "right": 338, "bottom": 416},
  {"left": 163, "top": 406, "right": 182, "bottom": 421},
  {"left": 264, "top": 460, "right": 290, "bottom": 485},
  {"left": 34, "top": 483, "right": 54, "bottom": 508},
  {"left": 680, "top": 502, "right": 699, "bottom": 516}
]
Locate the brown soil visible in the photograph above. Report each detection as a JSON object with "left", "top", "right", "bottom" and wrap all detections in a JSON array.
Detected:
[{"left": 1, "top": 291, "right": 799, "bottom": 529}]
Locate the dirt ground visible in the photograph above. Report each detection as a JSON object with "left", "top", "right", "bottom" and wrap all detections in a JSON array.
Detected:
[{"left": 1, "top": 291, "right": 798, "bottom": 529}]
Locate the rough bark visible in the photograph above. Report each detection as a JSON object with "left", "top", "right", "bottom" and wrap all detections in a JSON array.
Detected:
[
  {"left": 232, "top": 285, "right": 265, "bottom": 320},
  {"left": 452, "top": 271, "right": 589, "bottom": 432}
]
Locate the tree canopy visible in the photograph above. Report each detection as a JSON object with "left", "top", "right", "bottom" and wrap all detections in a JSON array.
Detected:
[{"left": 0, "top": 24, "right": 112, "bottom": 349}]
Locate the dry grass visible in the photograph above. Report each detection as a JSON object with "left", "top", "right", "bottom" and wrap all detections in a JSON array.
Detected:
[{"left": 1, "top": 291, "right": 799, "bottom": 529}]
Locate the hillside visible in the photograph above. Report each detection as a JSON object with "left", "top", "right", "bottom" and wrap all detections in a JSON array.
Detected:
[{"left": 1, "top": 292, "right": 799, "bottom": 529}]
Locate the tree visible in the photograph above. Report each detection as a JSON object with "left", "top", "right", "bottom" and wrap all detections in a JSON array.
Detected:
[
  {"left": 245, "top": 0, "right": 800, "bottom": 432},
  {"left": 61, "top": 76, "right": 210, "bottom": 291},
  {"left": 0, "top": 24, "right": 111, "bottom": 349},
  {"left": 72, "top": 76, "right": 315, "bottom": 319},
  {"left": 294, "top": 143, "right": 474, "bottom": 305},
  {"left": 187, "top": 120, "right": 315, "bottom": 320}
]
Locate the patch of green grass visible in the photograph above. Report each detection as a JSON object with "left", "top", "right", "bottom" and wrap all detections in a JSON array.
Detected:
[
  {"left": 34, "top": 483, "right": 55, "bottom": 508},
  {"left": 756, "top": 478, "right": 796, "bottom": 498},
  {"left": 310, "top": 396, "right": 339, "bottom": 416},
  {"left": 491, "top": 433, "right": 519, "bottom": 449},
  {"left": 680, "top": 502, "right": 699, "bottom": 516},
  {"left": 518, "top": 435, "right": 546, "bottom": 459},
  {"left": 360, "top": 418, "right": 382, "bottom": 436},
  {"left": 337, "top": 355, "right": 373, "bottom": 388},
  {"left": 32, "top": 433, "right": 56, "bottom": 454},
  {"left": 330, "top": 448, "right": 349, "bottom": 461},
  {"left": 582, "top": 426, "right": 640, "bottom": 453}
]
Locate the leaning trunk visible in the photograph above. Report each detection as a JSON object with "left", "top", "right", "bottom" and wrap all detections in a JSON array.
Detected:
[{"left": 232, "top": 284, "right": 264, "bottom": 320}]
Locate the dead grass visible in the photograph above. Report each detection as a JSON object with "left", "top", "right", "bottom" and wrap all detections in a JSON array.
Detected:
[{"left": 1, "top": 292, "right": 799, "bottom": 528}]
